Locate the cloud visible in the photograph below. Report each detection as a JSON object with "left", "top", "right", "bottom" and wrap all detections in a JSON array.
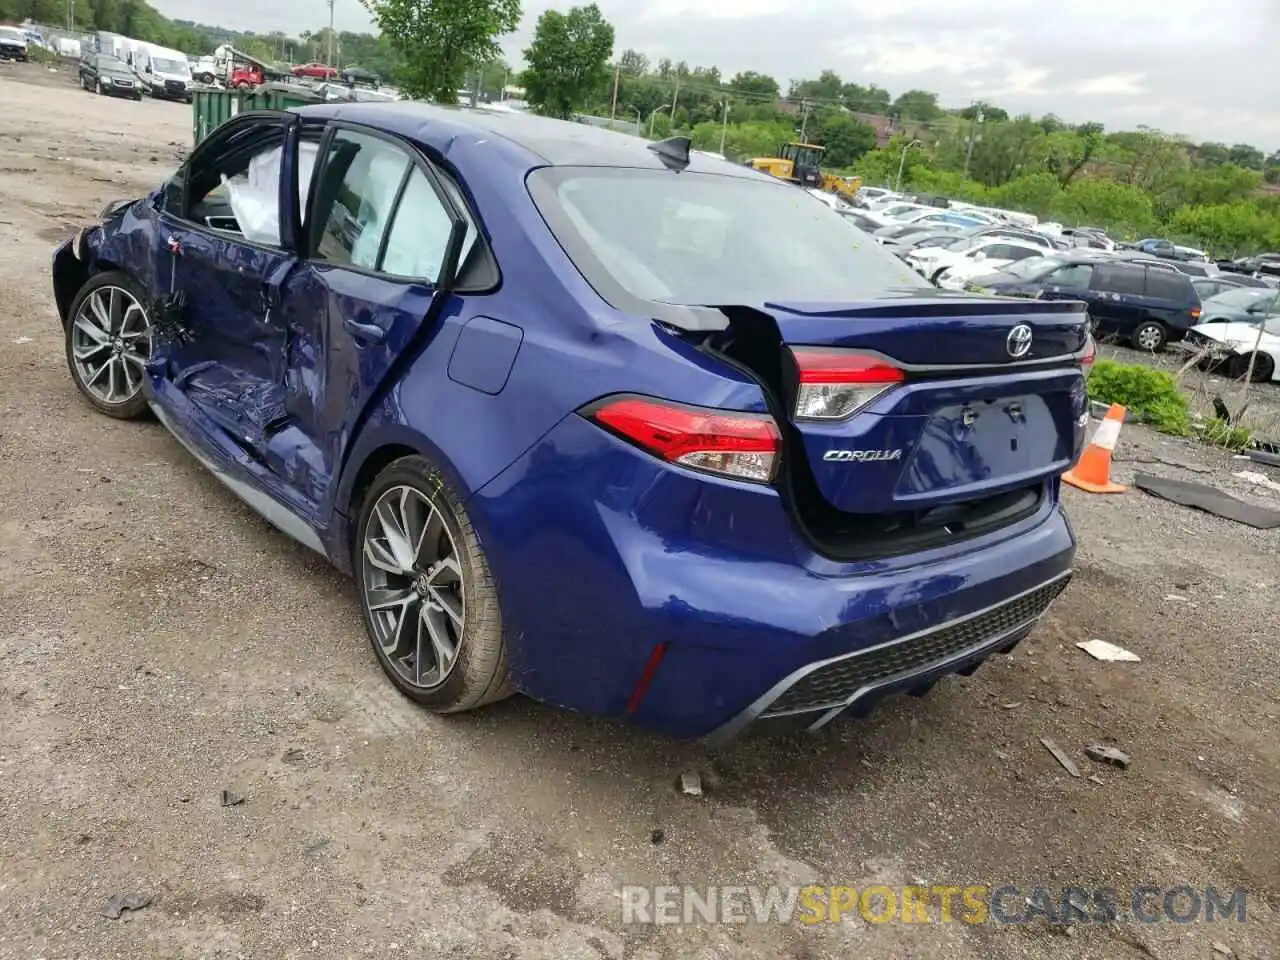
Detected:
[
  {"left": 151, "top": 0, "right": 1279, "bottom": 149},
  {"left": 1073, "top": 73, "right": 1147, "bottom": 97}
]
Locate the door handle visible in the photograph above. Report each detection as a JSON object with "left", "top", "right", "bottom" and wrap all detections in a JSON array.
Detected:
[{"left": 343, "top": 316, "right": 386, "bottom": 344}]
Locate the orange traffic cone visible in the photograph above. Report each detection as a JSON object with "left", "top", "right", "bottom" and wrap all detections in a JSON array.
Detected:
[{"left": 1063, "top": 403, "right": 1127, "bottom": 494}]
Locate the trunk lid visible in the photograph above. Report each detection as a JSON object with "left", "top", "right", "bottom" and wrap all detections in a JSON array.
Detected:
[{"left": 729, "top": 295, "right": 1090, "bottom": 515}]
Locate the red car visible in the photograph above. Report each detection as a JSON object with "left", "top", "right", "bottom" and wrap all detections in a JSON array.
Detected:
[{"left": 291, "top": 61, "right": 338, "bottom": 79}]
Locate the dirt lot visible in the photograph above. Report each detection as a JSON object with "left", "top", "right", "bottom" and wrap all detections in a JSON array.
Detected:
[{"left": 0, "top": 63, "right": 1277, "bottom": 960}]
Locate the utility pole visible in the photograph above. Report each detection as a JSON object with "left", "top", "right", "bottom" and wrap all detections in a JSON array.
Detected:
[
  {"left": 610, "top": 62, "right": 620, "bottom": 120},
  {"left": 963, "top": 103, "right": 984, "bottom": 178},
  {"left": 798, "top": 100, "right": 810, "bottom": 142},
  {"left": 326, "top": 0, "right": 335, "bottom": 67},
  {"left": 473, "top": 63, "right": 484, "bottom": 106},
  {"left": 719, "top": 100, "right": 731, "bottom": 155},
  {"left": 671, "top": 73, "right": 681, "bottom": 117}
]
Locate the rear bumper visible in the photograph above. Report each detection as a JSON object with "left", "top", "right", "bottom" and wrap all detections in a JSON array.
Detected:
[
  {"left": 470, "top": 414, "right": 1078, "bottom": 741},
  {"left": 704, "top": 571, "right": 1067, "bottom": 745}
]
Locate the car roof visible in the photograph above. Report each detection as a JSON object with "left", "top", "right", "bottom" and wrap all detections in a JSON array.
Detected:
[{"left": 292, "top": 101, "right": 764, "bottom": 176}]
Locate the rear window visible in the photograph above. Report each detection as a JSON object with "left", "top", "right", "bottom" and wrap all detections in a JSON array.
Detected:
[
  {"left": 528, "top": 167, "right": 927, "bottom": 308},
  {"left": 1144, "top": 268, "right": 1193, "bottom": 300}
]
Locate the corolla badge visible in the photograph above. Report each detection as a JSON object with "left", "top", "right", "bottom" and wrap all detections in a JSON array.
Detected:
[
  {"left": 823, "top": 449, "right": 904, "bottom": 462},
  {"left": 1006, "top": 323, "right": 1033, "bottom": 358}
]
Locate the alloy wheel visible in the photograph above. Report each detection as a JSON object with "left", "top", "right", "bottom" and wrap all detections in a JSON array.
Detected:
[
  {"left": 360, "top": 485, "right": 465, "bottom": 689},
  {"left": 1136, "top": 325, "right": 1163, "bottom": 351},
  {"left": 70, "top": 285, "right": 151, "bottom": 406}
]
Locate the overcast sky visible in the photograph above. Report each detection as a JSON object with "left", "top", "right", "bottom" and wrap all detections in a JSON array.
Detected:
[{"left": 154, "top": 0, "right": 1279, "bottom": 150}]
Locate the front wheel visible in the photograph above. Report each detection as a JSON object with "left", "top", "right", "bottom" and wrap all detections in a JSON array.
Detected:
[
  {"left": 63, "top": 271, "right": 153, "bottom": 419},
  {"left": 354, "top": 455, "right": 512, "bottom": 712},
  {"left": 1225, "top": 352, "right": 1276, "bottom": 383},
  {"left": 1131, "top": 320, "right": 1167, "bottom": 352}
]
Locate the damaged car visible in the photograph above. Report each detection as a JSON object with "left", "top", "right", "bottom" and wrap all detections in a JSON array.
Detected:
[{"left": 50, "top": 104, "right": 1091, "bottom": 742}]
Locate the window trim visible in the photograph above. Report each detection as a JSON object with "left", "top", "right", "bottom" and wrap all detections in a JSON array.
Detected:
[{"left": 304, "top": 120, "right": 495, "bottom": 292}]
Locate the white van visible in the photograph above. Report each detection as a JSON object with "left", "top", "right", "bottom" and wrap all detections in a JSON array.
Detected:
[{"left": 135, "top": 43, "right": 193, "bottom": 102}]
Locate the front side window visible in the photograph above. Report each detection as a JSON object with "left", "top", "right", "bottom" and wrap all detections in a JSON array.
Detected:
[
  {"left": 167, "top": 119, "right": 296, "bottom": 247},
  {"left": 528, "top": 167, "right": 926, "bottom": 307},
  {"left": 1046, "top": 263, "right": 1094, "bottom": 289}
]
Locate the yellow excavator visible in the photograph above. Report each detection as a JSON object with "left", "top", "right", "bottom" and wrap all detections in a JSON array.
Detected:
[{"left": 749, "top": 142, "right": 863, "bottom": 204}]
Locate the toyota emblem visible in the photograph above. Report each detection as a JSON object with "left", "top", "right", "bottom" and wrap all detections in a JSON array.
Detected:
[{"left": 1006, "top": 324, "right": 1033, "bottom": 358}]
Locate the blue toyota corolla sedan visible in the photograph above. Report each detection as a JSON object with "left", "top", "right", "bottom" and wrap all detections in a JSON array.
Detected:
[{"left": 50, "top": 102, "right": 1091, "bottom": 743}]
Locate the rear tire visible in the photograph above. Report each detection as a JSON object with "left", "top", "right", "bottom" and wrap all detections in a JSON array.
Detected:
[
  {"left": 1131, "top": 320, "right": 1167, "bottom": 352},
  {"left": 353, "top": 455, "right": 513, "bottom": 713}
]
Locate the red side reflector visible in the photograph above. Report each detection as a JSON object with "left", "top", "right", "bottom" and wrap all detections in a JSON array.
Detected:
[
  {"left": 1082, "top": 334, "right": 1096, "bottom": 369},
  {"left": 588, "top": 396, "right": 780, "bottom": 483},
  {"left": 626, "top": 642, "right": 668, "bottom": 714}
]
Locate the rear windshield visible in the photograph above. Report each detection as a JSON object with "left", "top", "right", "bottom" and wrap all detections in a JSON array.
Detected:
[
  {"left": 527, "top": 168, "right": 927, "bottom": 308},
  {"left": 0, "top": 27, "right": 24, "bottom": 40}
]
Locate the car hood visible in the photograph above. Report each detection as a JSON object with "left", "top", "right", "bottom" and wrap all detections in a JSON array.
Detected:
[
  {"left": 1199, "top": 307, "right": 1253, "bottom": 324},
  {"left": 1189, "top": 322, "right": 1273, "bottom": 347}
]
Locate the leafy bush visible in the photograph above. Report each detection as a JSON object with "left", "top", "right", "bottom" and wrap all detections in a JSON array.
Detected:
[
  {"left": 1200, "top": 418, "right": 1252, "bottom": 451},
  {"left": 1086, "top": 359, "right": 1190, "bottom": 435}
]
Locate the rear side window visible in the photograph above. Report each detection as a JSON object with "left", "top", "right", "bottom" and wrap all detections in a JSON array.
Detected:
[
  {"left": 527, "top": 167, "right": 927, "bottom": 308},
  {"left": 1092, "top": 264, "right": 1145, "bottom": 296},
  {"left": 313, "top": 130, "right": 411, "bottom": 270},
  {"left": 983, "top": 244, "right": 1038, "bottom": 262},
  {"left": 1144, "top": 268, "right": 1193, "bottom": 301}
]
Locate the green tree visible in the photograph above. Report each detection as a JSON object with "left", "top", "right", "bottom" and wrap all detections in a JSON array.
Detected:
[
  {"left": 361, "top": 0, "right": 521, "bottom": 103},
  {"left": 891, "top": 89, "right": 941, "bottom": 121},
  {"left": 841, "top": 82, "right": 891, "bottom": 114},
  {"left": 817, "top": 113, "right": 877, "bottom": 168},
  {"left": 522, "top": 3, "right": 615, "bottom": 119},
  {"left": 728, "top": 70, "right": 780, "bottom": 101}
]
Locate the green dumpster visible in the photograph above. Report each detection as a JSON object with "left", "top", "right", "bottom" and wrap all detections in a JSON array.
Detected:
[{"left": 192, "top": 83, "right": 327, "bottom": 146}]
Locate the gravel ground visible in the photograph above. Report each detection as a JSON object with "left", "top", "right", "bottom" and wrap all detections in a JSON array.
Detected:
[{"left": 0, "top": 64, "right": 1278, "bottom": 960}]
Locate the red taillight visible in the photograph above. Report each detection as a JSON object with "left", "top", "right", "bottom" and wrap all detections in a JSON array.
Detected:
[
  {"left": 1082, "top": 334, "right": 1096, "bottom": 369},
  {"left": 588, "top": 396, "right": 780, "bottom": 484},
  {"left": 791, "top": 348, "right": 904, "bottom": 421},
  {"left": 1190, "top": 306, "right": 1202, "bottom": 320}
]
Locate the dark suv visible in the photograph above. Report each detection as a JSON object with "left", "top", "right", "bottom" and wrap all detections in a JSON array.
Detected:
[
  {"left": 78, "top": 53, "right": 142, "bottom": 100},
  {"left": 965, "top": 253, "right": 1201, "bottom": 350}
]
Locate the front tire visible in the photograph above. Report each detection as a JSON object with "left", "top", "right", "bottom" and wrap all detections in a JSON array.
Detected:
[
  {"left": 354, "top": 455, "right": 512, "bottom": 713},
  {"left": 1226, "top": 352, "right": 1276, "bottom": 383},
  {"left": 1131, "top": 320, "right": 1167, "bottom": 352},
  {"left": 63, "top": 271, "right": 153, "bottom": 420}
]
